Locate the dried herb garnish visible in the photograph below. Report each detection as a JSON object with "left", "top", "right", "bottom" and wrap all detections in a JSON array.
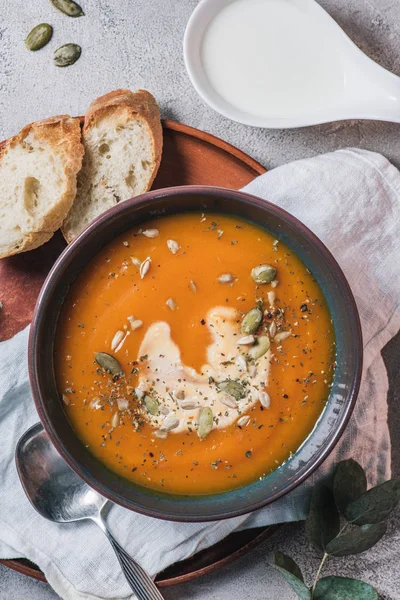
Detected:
[{"left": 274, "top": 459, "right": 400, "bottom": 599}]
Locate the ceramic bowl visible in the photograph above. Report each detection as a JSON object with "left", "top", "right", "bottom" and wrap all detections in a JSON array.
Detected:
[{"left": 29, "top": 186, "right": 362, "bottom": 521}]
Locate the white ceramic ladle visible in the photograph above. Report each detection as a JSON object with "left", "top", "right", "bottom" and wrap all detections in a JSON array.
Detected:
[{"left": 184, "top": 0, "right": 400, "bottom": 128}]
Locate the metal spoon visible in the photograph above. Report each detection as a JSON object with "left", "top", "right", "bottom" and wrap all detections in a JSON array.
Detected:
[{"left": 16, "top": 423, "right": 164, "bottom": 600}]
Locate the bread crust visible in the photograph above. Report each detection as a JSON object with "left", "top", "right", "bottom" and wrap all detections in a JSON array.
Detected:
[
  {"left": 0, "top": 115, "right": 84, "bottom": 258},
  {"left": 61, "top": 89, "right": 163, "bottom": 243}
]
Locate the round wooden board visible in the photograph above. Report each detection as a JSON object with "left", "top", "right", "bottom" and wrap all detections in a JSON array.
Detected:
[{"left": 0, "top": 119, "right": 271, "bottom": 588}]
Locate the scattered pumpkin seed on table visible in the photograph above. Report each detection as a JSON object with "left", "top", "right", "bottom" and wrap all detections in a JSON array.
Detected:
[
  {"left": 54, "top": 43, "right": 82, "bottom": 67},
  {"left": 25, "top": 24, "right": 53, "bottom": 51},
  {"left": 248, "top": 336, "right": 270, "bottom": 360},
  {"left": 51, "top": 0, "right": 84, "bottom": 17},
  {"left": 217, "top": 379, "right": 246, "bottom": 401},
  {"left": 144, "top": 395, "right": 159, "bottom": 416}
]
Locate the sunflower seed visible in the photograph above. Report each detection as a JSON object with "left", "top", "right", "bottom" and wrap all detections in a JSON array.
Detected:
[
  {"left": 236, "top": 355, "right": 247, "bottom": 373},
  {"left": 237, "top": 335, "right": 255, "bottom": 345},
  {"left": 259, "top": 391, "right": 271, "bottom": 408},
  {"left": 267, "top": 291, "right": 276, "bottom": 306},
  {"left": 248, "top": 365, "right": 257, "bottom": 378},
  {"left": 140, "top": 256, "right": 151, "bottom": 279},
  {"left": 62, "top": 393, "right": 70, "bottom": 406},
  {"left": 274, "top": 331, "right": 292, "bottom": 343},
  {"left": 111, "top": 412, "right": 120, "bottom": 428},
  {"left": 135, "top": 387, "right": 145, "bottom": 399},
  {"left": 161, "top": 416, "right": 180, "bottom": 431},
  {"left": 166, "top": 298, "right": 177, "bottom": 310},
  {"left": 51, "top": 0, "right": 84, "bottom": 17},
  {"left": 248, "top": 336, "right": 270, "bottom": 360},
  {"left": 144, "top": 395, "right": 159, "bottom": 416},
  {"left": 220, "top": 395, "right": 237, "bottom": 408},
  {"left": 131, "top": 256, "right": 141, "bottom": 267},
  {"left": 241, "top": 307, "right": 263, "bottom": 335},
  {"left": 90, "top": 397, "right": 101, "bottom": 410},
  {"left": 172, "top": 389, "right": 185, "bottom": 400},
  {"left": 95, "top": 352, "right": 124, "bottom": 376},
  {"left": 189, "top": 280, "right": 197, "bottom": 292},
  {"left": 237, "top": 415, "right": 250, "bottom": 427},
  {"left": 54, "top": 43, "right": 81, "bottom": 67},
  {"left": 167, "top": 239, "right": 180, "bottom": 254},
  {"left": 160, "top": 406, "right": 170, "bottom": 415},
  {"left": 269, "top": 321, "right": 277, "bottom": 337},
  {"left": 251, "top": 264, "right": 277, "bottom": 284},
  {"left": 117, "top": 398, "right": 129, "bottom": 411},
  {"left": 180, "top": 399, "right": 200, "bottom": 410},
  {"left": 111, "top": 330, "right": 124, "bottom": 351},
  {"left": 197, "top": 407, "right": 213, "bottom": 439},
  {"left": 25, "top": 23, "right": 53, "bottom": 51},
  {"left": 217, "top": 380, "right": 246, "bottom": 401},
  {"left": 271, "top": 280, "right": 279, "bottom": 288},
  {"left": 128, "top": 317, "right": 143, "bottom": 331},
  {"left": 142, "top": 229, "right": 159, "bottom": 238},
  {"left": 154, "top": 429, "right": 168, "bottom": 439},
  {"left": 218, "top": 273, "right": 235, "bottom": 284}
]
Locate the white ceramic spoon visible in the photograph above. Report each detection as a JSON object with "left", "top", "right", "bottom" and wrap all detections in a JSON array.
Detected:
[{"left": 184, "top": 0, "right": 400, "bottom": 129}]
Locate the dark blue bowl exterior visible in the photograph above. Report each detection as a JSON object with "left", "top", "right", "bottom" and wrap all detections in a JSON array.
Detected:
[{"left": 29, "top": 186, "right": 362, "bottom": 521}]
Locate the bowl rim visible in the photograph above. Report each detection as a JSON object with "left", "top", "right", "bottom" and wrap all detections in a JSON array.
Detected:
[{"left": 29, "top": 185, "right": 363, "bottom": 521}]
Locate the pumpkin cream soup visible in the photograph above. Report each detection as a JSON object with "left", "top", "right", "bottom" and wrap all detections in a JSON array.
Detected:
[{"left": 55, "top": 212, "right": 335, "bottom": 495}]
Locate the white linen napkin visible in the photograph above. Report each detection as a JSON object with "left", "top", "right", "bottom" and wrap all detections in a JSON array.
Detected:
[{"left": 0, "top": 148, "right": 399, "bottom": 600}]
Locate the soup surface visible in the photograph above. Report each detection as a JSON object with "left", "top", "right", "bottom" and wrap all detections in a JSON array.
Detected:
[{"left": 55, "top": 212, "right": 335, "bottom": 495}]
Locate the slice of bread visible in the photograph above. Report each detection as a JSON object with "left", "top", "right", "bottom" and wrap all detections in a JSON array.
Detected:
[
  {"left": 62, "top": 89, "right": 163, "bottom": 242},
  {"left": 0, "top": 116, "right": 84, "bottom": 259}
]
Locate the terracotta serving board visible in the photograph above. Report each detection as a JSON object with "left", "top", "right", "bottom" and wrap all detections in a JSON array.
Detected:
[{"left": 0, "top": 119, "right": 274, "bottom": 587}]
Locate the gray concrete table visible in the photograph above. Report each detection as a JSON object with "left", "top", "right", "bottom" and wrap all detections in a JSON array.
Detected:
[{"left": 0, "top": 0, "right": 399, "bottom": 598}]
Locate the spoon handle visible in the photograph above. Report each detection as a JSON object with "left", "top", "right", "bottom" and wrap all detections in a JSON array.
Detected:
[{"left": 93, "top": 515, "right": 164, "bottom": 600}]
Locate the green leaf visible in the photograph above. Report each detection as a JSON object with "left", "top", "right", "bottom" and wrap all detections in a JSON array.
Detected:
[
  {"left": 333, "top": 459, "right": 367, "bottom": 514},
  {"left": 326, "top": 522, "right": 387, "bottom": 556},
  {"left": 314, "top": 576, "right": 378, "bottom": 599},
  {"left": 305, "top": 484, "right": 340, "bottom": 552},
  {"left": 345, "top": 479, "right": 400, "bottom": 525},
  {"left": 273, "top": 552, "right": 311, "bottom": 600}
]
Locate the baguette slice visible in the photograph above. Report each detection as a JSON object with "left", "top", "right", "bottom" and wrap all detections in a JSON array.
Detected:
[
  {"left": 0, "top": 116, "right": 84, "bottom": 258},
  {"left": 62, "top": 89, "right": 163, "bottom": 242}
]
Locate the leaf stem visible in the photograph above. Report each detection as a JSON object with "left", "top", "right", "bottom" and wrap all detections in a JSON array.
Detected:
[
  {"left": 311, "top": 523, "right": 350, "bottom": 598},
  {"left": 311, "top": 553, "right": 328, "bottom": 598}
]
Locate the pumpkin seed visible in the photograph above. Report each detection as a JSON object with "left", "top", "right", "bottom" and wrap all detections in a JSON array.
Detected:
[
  {"left": 161, "top": 416, "right": 180, "bottom": 431},
  {"left": 25, "top": 23, "right": 53, "bottom": 51},
  {"left": 251, "top": 264, "right": 277, "bottom": 284},
  {"left": 54, "top": 43, "right": 81, "bottom": 67},
  {"left": 259, "top": 391, "right": 271, "bottom": 408},
  {"left": 248, "top": 336, "right": 270, "bottom": 360},
  {"left": 197, "top": 407, "right": 213, "bottom": 439},
  {"left": 217, "top": 380, "right": 246, "bottom": 401},
  {"left": 51, "top": 0, "right": 84, "bottom": 17},
  {"left": 241, "top": 307, "right": 263, "bottom": 335},
  {"left": 237, "top": 415, "right": 250, "bottom": 427},
  {"left": 237, "top": 335, "right": 255, "bottom": 345},
  {"left": 144, "top": 395, "right": 159, "bottom": 416},
  {"left": 95, "top": 352, "right": 124, "bottom": 376}
]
